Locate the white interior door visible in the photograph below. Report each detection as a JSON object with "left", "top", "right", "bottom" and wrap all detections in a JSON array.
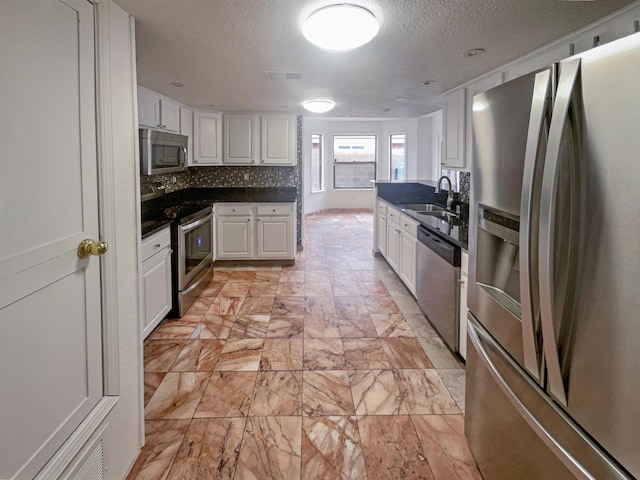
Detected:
[{"left": 0, "top": 1, "right": 104, "bottom": 478}]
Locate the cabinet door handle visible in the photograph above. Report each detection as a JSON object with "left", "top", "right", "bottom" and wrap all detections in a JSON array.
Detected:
[
  {"left": 154, "top": 243, "right": 161, "bottom": 249},
  {"left": 247, "top": 218, "right": 250, "bottom": 222},
  {"left": 257, "top": 219, "right": 261, "bottom": 222}
]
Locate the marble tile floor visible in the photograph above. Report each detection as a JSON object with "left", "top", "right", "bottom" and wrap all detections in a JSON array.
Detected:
[{"left": 128, "top": 211, "right": 481, "bottom": 480}]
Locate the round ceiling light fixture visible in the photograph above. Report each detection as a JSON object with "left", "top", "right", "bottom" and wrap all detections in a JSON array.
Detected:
[
  {"left": 303, "top": 4, "right": 379, "bottom": 52},
  {"left": 302, "top": 100, "right": 336, "bottom": 113}
]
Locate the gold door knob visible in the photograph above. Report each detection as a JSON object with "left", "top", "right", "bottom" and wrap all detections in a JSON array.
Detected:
[{"left": 77, "top": 239, "right": 108, "bottom": 258}]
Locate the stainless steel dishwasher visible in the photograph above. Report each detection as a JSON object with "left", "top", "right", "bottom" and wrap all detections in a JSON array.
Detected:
[{"left": 416, "top": 225, "right": 461, "bottom": 352}]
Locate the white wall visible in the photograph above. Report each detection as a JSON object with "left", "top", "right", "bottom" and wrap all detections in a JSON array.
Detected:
[
  {"left": 303, "top": 117, "right": 428, "bottom": 215},
  {"left": 303, "top": 118, "right": 381, "bottom": 214},
  {"left": 416, "top": 110, "right": 442, "bottom": 182}
]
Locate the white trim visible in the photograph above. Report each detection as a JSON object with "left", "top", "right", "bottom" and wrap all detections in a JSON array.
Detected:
[
  {"left": 129, "top": 13, "right": 147, "bottom": 450},
  {"left": 34, "top": 397, "right": 118, "bottom": 480},
  {"left": 94, "top": 0, "right": 121, "bottom": 396}
]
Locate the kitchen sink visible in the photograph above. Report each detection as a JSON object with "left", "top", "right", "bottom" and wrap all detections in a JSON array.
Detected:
[{"left": 400, "top": 203, "right": 449, "bottom": 214}]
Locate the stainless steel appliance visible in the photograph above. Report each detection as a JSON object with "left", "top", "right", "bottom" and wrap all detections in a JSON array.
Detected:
[
  {"left": 467, "top": 32, "right": 640, "bottom": 479},
  {"left": 140, "top": 128, "right": 188, "bottom": 176},
  {"left": 416, "top": 225, "right": 461, "bottom": 351},
  {"left": 174, "top": 206, "right": 213, "bottom": 316}
]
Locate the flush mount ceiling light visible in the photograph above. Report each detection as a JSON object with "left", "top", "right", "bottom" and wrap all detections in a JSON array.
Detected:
[
  {"left": 302, "top": 100, "right": 336, "bottom": 113},
  {"left": 303, "top": 4, "right": 379, "bottom": 52}
]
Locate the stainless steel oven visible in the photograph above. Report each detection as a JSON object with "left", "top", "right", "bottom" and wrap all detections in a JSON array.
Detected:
[{"left": 174, "top": 206, "right": 213, "bottom": 316}]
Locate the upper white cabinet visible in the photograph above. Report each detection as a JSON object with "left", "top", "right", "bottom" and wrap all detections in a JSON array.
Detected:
[
  {"left": 442, "top": 89, "right": 466, "bottom": 169},
  {"left": 224, "top": 114, "right": 259, "bottom": 164},
  {"left": 224, "top": 113, "right": 297, "bottom": 166},
  {"left": 193, "top": 110, "right": 223, "bottom": 165},
  {"left": 261, "top": 114, "right": 297, "bottom": 165},
  {"left": 180, "top": 106, "right": 193, "bottom": 165},
  {"left": 138, "top": 86, "right": 180, "bottom": 132}
]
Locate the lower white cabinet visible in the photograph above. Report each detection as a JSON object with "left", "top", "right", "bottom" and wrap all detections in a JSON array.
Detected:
[
  {"left": 216, "top": 203, "right": 296, "bottom": 260},
  {"left": 141, "top": 227, "right": 172, "bottom": 338},
  {"left": 398, "top": 228, "right": 417, "bottom": 293},
  {"left": 380, "top": 201, "right": 418, "bottom": 295}
]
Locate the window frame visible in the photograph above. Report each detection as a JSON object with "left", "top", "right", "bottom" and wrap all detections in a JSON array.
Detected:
[
  {"left": 332, "top": 134, "right": 377, "bottom": 190},
  {"left": 310, "top": 132, "right": 324, "bottom": 193},
  {"left": 389, "top": 132, "right": 407, "bottom": 182}
]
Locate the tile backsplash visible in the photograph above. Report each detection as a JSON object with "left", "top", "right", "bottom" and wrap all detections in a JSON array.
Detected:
[{"left": 144, "top": 116, "right": 304, "bottom": 246}]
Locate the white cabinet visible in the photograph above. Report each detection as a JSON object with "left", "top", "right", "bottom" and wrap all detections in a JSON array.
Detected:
[
  {"left": 376, "top": 199, "right": 388, "bottom": 256},
  {"left": 458, "top": 251, "right": 469, "bottom": 359},
  {"left": 193, "top": 110, "right": 223, "bottom": 165},
  {"left": 138, "top": 86, "right": 180, "bottom": 132},
  {"left": 385, "top": 221, "right": 400, "bottom": 271},
  {"left": 223, "top": 113, "right": 297, "bottom": 166},
  {"left": 217, "top": 204, "right": 253, "bottom": 259},
  {"left": 261, "top": 114, "right": 297, "bottom": 165},
  {"left": 397, "top": 216, "right": 418, "bottom": 295},
  {"left": 141, "top": 227, "right": 172, "bottom": 338},
  {"left": 216, "top": 203, "right": 296, "bottom": 260},
  {"left": 224, "top": 114, "right": 259, "bottom": 164},
  {"left": 380, "top": 202, "right": 418, "bottom": 295},
  {"left": 257, "top": 204, "right": 294, "bottom": 258},
  {"left": 442, "top": 89, "right": 466, "bottom": 169},
  {"left": 180, "top": 106, "right": 193, "bottom": 165}
]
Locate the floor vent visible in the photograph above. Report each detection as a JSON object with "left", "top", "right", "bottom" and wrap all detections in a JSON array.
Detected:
[
  {"left": 263, "top": 71, "right": 304, "bottom": 80},
  {"left": 71, "top": 440, "right": 104, "bottom": 480}
]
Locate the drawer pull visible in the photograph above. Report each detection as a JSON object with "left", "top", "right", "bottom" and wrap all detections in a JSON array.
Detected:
[{"left": 154, "top": 243, "right": 161, "bottom": 249}]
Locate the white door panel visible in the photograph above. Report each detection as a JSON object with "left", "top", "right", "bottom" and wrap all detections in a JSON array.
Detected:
[{"left": 0, "top": 0, "right": 103, "bottom": 478}]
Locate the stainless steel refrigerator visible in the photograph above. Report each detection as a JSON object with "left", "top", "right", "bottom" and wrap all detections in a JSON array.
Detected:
[{"left": 466, "top": 32, "right": 640, "bottom": 479}]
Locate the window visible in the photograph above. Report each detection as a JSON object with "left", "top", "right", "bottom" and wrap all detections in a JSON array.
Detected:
[
  {"left": 333, "top": 135, "right": 376, "bottom": 189},
  {"left": 311, "top": 134, "right": 323, "bottom": 192},
  {"left": 390, "top": 133, "right": 406, "bottom": 181}
]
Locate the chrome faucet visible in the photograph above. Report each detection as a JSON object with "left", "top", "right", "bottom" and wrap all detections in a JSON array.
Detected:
[{"left": 435, "top": 175, "right": 454, "bottom": 210}]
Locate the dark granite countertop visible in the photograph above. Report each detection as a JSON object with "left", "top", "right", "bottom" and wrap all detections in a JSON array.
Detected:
[
  {"left": 141, "top": 187, "right": 297, "bottom": 238},
  {"left": 375, "top": 182, "right": 468, "bottom": 250}
]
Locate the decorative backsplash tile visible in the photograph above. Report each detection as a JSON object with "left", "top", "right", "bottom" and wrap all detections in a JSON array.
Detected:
[
  {"left": 459, "top": 171, "right": 470, "bottom": 203},
  {"left": 143, "top": 116, "right": 304, "bottom": 246}
]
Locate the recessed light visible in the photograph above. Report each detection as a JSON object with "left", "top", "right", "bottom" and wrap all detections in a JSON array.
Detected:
[
  {"left": 462, "top": 48, "right": 485, "bottom": 58},
  {"left": 396, "top": 97, "right": 408, "bottom": 104},
  {"left": 302, "top": 100, "right": 336, "bottom": 113},
  {"left": 280, "top": 106, "right": 289, "bottom": 110},
  {"left": 383, "top": 108, "right": 392, "bottom": 112},
  {"left": 303, "top": 4, "right": 379, "bottom": 52},
  {"left": 419, "top": 80, "right": 435, "bottom": 86},
  {"left": 170, "top": 82, "right": 184, "bottom": 87}
]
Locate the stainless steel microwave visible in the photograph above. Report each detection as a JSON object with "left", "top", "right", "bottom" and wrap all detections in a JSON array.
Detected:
[{"left": 139, "top": 128, "right": 188, "bottom": 176}]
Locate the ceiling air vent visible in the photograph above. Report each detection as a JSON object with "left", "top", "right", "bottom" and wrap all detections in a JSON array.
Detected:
[{"left": 263, "top": 71, "right": 304, "bottom": 80}]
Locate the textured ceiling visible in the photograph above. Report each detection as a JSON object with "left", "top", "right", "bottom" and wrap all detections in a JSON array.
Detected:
[{"left": 115, "top": 0, "right": 636, "bottom": 117}]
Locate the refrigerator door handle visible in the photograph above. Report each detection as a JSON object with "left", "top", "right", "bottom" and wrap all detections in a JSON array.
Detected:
[
  {"left": 519, "top": 68, "right": 552, "bottom": 383},
  {"left": 538, "top": 58, "right": 581, "bottom": 407}
]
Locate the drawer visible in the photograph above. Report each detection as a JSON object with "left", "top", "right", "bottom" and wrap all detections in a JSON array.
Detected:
[
  {"left": 386, "top": 206, "right": 401, "bottom": 225},
  {"left": 141, "top": 226, "right": 171, "bottom": 262},
  {"left": 377, "top": 200, "right": 387, "bottom": 215},
  {"left": 257, "top": 204, "right": 292, "bottom": 216},
  {"left": 216, "top": 204, "right": 253, "bottom": 216},
  {"left": 399, "top": 214, "right": 419, "bottom": 237}
]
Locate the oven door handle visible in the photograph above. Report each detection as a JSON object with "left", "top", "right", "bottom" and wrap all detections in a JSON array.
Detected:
[{"left": 181, "top": 212, "right": 211, "bottom": 232}]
